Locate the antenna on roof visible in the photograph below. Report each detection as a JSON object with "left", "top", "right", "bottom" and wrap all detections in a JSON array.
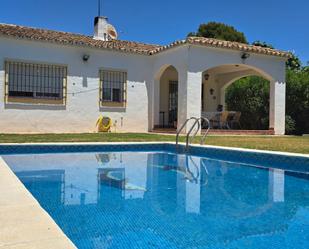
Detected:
[{"left": 98, "top": 0, "right": 102, "bottom": 16}]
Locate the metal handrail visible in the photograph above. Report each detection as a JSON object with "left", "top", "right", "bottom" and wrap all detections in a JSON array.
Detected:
[
  {"left": 185, "top": 118, "right": 200, "bottom": 150},
  {"left": 176, "top": 117, "right": 198, "bottom": 147},
  {"left": 189, "top": 119, "right": 201, "bottom": 144},
  {"left": 176, "top": 116, "right": 210, "bottom": 151},
  {"left": 199, "top": 117, "right": 211, "bottom": 145}
]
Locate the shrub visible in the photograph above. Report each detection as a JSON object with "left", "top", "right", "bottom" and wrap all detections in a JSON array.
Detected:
[
  {"left": 225, "top": 76, "right": 269, "bottom": 130},
  {"left": 285, "top": 115, "right": 296, "bottom": 134},
  {"left": 225, "top": 70, "right": 309, "bottom": 134}
]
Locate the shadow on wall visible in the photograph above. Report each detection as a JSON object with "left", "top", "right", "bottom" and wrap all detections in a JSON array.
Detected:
[
  {"left": 99, "top": 106, "right": 126, "bottom": 113},
  {"left": 4, "top": 103, "right": 66, "bottom": 111}
]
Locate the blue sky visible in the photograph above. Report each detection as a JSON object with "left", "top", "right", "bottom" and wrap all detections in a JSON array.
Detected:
[{"left": 1, "top": 0, "right": 308, "bottom": 63}]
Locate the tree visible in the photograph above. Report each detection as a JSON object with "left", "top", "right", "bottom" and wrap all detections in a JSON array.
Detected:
[
  {"left": 285, "top": 69, "right": 309, "bottom": 134},
  {"left": 252, "top": 40, "right": 274, "bottom": 49},
  {"left": 225, "top": 71, "right": 309, "bottom": 134},
  {"left": 188, "top": 22, "right": 248, "bottom": 44},
  {"left": 225, "top": 76, "right": 269, "bottom": 130},
  {"left": 286, "top": 53, "right": 302, "bottom": 71},
  {"left": 252, "top": 41, "right": 302, "bottom": 71}
]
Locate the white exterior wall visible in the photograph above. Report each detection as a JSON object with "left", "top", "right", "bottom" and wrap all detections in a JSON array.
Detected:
[
  {"left": 202, "top": 74, "right": 221, "bottom": 112},
  {"left": 0, "top": 38, "right": 152, "bottom": 133},
  {"left": 0, "top": 37, "right": 287, "bottom": 134}
]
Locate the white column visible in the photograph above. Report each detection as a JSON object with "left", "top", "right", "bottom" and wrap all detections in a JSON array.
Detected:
[
  {"left": 153, "top": 78, "right": 160, "bottom": 128},
  {"left": 177, "top": 70, "right": 202, "bottom": 133},
  {"left": 269, "top": 79, "right": 286, "bottom": 135},
  {"left": 187, "top": 71, "right": 203, "bottom": 119},
  {"left": 177, "top": 70, "right": 188, "bottom": 131}
]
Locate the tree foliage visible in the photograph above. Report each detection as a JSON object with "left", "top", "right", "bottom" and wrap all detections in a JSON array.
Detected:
[
  {"left": 252, "top": 40, "right": 274, "bottom": 49},
  {"left": 252, "top": 40, "right": 302, "bottom": 71},
  {"left": 225, "top": 70, "right": 309, "bottom": 134},
  {"left": 225, "top": 39, "right": 308, "bottom": 134},
  {"left": 225, "top": 76, "right": 269, "bottom": 130},
  {"left": 285, "top": 69, "right": 309, "bottom": 134},
  {"left": 286, "top": 53, "right": 302, "bottom": 71},
  {"left": 188, "top": 22, "right": 248, "bottom": 44}
]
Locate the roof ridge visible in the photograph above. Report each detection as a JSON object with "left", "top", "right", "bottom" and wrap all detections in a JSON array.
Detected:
[
  {"left": 185, "top": 36, "right": 291, "bottom": 57},
  {"left": 0, "top": 23, "right": 291, "bottom": 58},
  {"left": 0, "top": 22, "right": 162, "bottom": 48},
  {"left": 0, "top": 22, "right": 89, "bottom": 38}
]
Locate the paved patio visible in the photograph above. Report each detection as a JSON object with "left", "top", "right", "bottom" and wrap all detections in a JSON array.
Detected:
[{"left": 0, "top": 157, "right": 76, "bottom": 249}]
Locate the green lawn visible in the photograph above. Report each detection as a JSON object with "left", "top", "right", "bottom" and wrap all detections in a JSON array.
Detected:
[{"left": 0, "top": 133, "right": 308, "bottom": 154}]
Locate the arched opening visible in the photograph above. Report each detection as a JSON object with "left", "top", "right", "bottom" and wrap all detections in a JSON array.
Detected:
[
  {"left": 201, "top": 64, "right": 273, "bottom": 131},
  {"left": 224, "top": 76, "right": 270, "bottom": 130},
  {"left": 154, "top": 65, "right": 179, "bottom": 129}
]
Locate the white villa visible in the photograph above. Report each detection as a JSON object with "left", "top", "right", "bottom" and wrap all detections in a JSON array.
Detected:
[{"left": 0, "top": 17, "right": 290, "bottom": 134}]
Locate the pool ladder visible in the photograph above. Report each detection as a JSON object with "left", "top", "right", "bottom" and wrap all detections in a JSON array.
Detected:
[{"left": 176, "top": 117, "right": 210, "bottom": 151}]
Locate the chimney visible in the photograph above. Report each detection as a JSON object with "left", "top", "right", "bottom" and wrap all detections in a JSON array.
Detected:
[{"left": 94, "top": 16, "right": 109, "bottom": 41}]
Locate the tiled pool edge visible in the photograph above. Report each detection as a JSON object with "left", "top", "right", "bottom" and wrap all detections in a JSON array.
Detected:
[
  {"left": 0, "top": 157, "right": 76, "bottom": 249},
  {"left": 0, "top": 142, "right": 308, "bottom": 173},
  {"left": 187, "top": 143, "right": 309, "bottom": 173},
  {"left": 0, "top": 141, "right": 308, "bottom": 158}
]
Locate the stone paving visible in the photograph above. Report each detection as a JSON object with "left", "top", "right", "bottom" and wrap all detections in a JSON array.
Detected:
[{"left": 0, "top": 157, "right": 76, "bottom": 249}]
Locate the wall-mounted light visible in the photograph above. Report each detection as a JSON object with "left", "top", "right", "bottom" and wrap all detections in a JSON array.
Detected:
[
  {"left": 204, "top": 73, "right": 210, "bottom": 81},
  {"left": 82, "top": 54, "right": 90, "bottom": 62},
  {"left": 241, "top": 52, "right": 250, "bottom": 60},
  {"left": 209, "top": 88, "right": 215, "bottom": 95}
]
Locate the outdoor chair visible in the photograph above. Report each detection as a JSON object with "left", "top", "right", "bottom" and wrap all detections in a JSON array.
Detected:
[
  {"left": 210, "top": 111, "right": 230, "bottom": 129},
  {"left": 230, "top": 112, "right": 242, "bottom": 129},
  {"left": 209, "top": 113, "right": 220, "bottom": 128}
]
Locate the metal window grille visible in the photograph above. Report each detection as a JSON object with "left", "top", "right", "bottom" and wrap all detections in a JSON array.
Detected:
[
  {"left": 99, "top": 70, "right": 127, "bottom": 104},
  {"left": 168, "top": 81, "right": 178, "bottom": 126},
  {"left": 4, "top": 61, "right": 67, "bottom": 101}
]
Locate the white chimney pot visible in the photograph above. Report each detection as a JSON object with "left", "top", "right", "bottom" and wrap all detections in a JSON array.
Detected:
[{"left": 94, "top": 16, "right": 109, "bottom": 41}]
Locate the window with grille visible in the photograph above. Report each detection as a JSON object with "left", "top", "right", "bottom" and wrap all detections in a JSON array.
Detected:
[
  {"left": 99, "top": 70, "right": 127, "bottom": 106},
  {"left": 4, "top": 60, "right": 67, "bottom": 104}
]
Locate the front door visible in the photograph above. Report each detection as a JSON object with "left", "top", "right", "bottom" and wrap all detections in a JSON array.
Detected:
[{"left": 168, "top": 81, "right": 178, "bottom": 128}]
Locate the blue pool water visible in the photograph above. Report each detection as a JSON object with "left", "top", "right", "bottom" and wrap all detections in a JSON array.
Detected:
[{"left": 2, "top": 146, "right": 309, "bottom": 249}]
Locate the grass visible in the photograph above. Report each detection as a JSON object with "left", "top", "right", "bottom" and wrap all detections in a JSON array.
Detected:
[{"left": 0, "top": 133, "right": 308, "bottom": 154}]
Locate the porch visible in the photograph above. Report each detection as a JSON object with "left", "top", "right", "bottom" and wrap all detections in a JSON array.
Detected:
[{"left": 151, "top": 51, "right": 286, "bottom": 135}]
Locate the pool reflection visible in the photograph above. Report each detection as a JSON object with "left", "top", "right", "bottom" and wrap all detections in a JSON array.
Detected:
[{"left": 3, "top": 152, "right": 309, "bottom": 249}]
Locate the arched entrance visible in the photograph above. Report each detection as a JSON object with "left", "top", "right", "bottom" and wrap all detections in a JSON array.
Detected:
[
  {"left": 154, "top": 65, "right": 179, "bottom": 129},
  {"left": 201, "top": 64, "right": 274, "bottom": 132}
]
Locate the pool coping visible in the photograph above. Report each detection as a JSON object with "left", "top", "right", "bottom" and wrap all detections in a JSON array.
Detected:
[
  {"left": 0, "top": 157, "right": 77, "bottom": 249},
  {"left": 0, "top": 142, "right": 307, "bottom": 248},
  {"left": 0, "top": 141, "right": 308, "bottom": 158}
]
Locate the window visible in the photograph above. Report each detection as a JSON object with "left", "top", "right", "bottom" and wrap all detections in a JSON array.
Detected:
[
  {"left": 4, "top": 60, "right": 67, "bottom": 104},
  {"left": 99, "top": 69, "right": 127, "bottom": 107}
]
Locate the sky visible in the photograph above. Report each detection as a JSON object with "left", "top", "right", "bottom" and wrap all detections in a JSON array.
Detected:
[{"left": 1, "top": 0, "right": 308, "bottom": 63}]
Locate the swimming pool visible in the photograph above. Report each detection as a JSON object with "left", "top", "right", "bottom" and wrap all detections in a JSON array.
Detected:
[{"left": 1, "top": 143, "right": 309, "bottom": 249}]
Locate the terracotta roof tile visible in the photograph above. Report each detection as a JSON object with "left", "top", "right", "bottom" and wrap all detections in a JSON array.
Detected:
[
  {"left": 0, "top": 23, "right": 292, "bottom": 58},
  {"left": 196, "top": 36, "right": 290, "bottom": 57},
  {"left": 0, "top": 23, "right": 160, "bottom": 55},
  {"left": 150, "top": 37, "right": 292, "bottom": 58}
]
